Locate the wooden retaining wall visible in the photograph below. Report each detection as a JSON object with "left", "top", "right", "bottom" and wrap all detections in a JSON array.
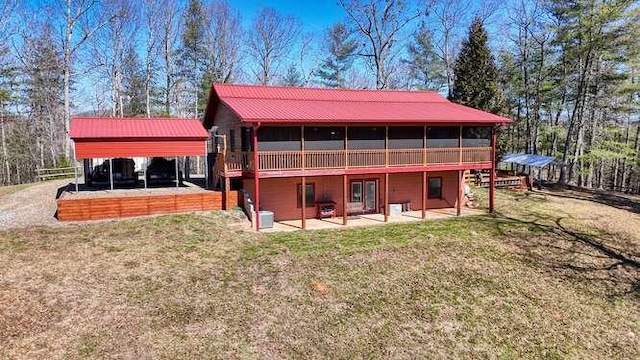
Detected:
[{"left": 57, "top": 190, "right": 239, "bottom": 221}]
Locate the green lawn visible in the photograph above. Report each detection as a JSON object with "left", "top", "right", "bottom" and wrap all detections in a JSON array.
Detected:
[{"left": 0, "top": 188, "right": 638, "bottom": 359}]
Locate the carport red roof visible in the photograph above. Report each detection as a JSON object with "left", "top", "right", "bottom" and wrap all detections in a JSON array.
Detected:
[
  {"left": 70, "top": 117, "right": 208, "bottom": 140},
  {"left": 204, "top": 83, "right": 512, "bottom": 126}
]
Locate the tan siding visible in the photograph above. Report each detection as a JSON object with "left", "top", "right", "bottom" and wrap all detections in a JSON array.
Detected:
[{"left": 213, "top": 104, "right": 243, "bottom": 151}]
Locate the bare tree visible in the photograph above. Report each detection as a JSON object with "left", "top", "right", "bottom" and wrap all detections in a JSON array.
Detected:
[
  {"left": 159, "top": 0, "right": 181, "bottom": 116},
  {"left": 90, "top": 0, "right": 139, "bottom": 118},
  {"left": 143, "top": 0, "right": 163, "bottom": 117},
  {"left": 61, "top": 0, "right": 112, "bottom": 157},
  {"left": 0, "top": 0, "right": 17, "bottom": 184},
  {"left": 247, "top": 8, "right": 300, "bottom": 85},
  {"left": 203, "top": 0, "right": 242, "bottom": 84},
  {"left": 338, "top": 0, "right": 427, "bottom": 89},
  {"left": 430, "top": 0, "right": 467, "bottom": 97}
]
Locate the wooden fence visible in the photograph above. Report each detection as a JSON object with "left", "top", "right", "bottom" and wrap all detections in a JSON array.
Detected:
[{"left": 36, "top": 165, "right": 82, "bottom": 181}]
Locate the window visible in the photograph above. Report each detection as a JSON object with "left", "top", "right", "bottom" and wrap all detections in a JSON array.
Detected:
[
  {"left": 350, "top": 181, "right": 363, "bottom": 202},
  {"left": 229, "top": 129, "right": 235, "bottom": 151},
  {"left": 388, "top": 126, "right": 424, "bottom": 149},
  {"left": 297, "top": 183, "right": 315, "bottom": 208},
  {"left": 427, "top": 126, "right": 459, "bottom": 148},
  {"left": 347, "top": 127, "right": 385, "bottom": 149},
  {"left": 428, "top": 177, "right": 443, "bottom": 199},
  {"left": 257, "top": 126, "right": 301, "bottom": 151},
  {"left": 304, "top": 127, "right": 344, "bottom": 150},
  {"left": 461, "top": 126, "right": 491, "bottom": 147}
]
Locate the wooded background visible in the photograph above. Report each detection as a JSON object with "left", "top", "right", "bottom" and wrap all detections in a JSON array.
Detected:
[{"left": 0, "top": 0, "right": 638, "bottom": 193}]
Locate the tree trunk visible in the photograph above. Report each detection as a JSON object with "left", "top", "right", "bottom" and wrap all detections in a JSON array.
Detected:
[{"left": 1, "top": 118, "right": 9, "bottom": 185}]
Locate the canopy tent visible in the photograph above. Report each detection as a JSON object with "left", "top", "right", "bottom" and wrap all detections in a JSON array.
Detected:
[{"left": 501, "top": 153, "right": 556, "bottom": 168}]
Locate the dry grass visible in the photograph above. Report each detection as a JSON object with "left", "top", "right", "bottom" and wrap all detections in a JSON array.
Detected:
[{"left": 0, "top": 188, "right": 638, "bottom": 359}]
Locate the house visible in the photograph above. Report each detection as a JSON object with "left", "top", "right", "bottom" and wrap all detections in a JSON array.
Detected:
[{"left": 203, "top": 84, "right": 512, "bottom": 230}]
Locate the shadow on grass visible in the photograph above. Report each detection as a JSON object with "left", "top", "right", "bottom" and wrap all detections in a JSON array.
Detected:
[
  {"left": 482, "top": 211, "right": 639, "bottom": 299},
  {"left": 544, "top": 184, "right": 640, "bottom": 215}
]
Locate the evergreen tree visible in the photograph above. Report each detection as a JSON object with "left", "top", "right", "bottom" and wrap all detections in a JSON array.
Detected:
[
  {"left": 450, "top": 17, "right": 504, "bottom": 114},
  {"left": 315, "top": 23, "right": 357, "bottom": 88},
  {"left": 122, "top": 46, "right": 146, "bottom": 117},
  {"left": 282, "top": 64, "right": 303, "bottom": 87},
  {"left": 404, "top": 21, "right": 447, "bottom": 91},
  {"left": 23, "top": 25, "right": 65, "bottom": 167},
  {"left": 177, "top": 0, "right": 206, "bottom": 117}
]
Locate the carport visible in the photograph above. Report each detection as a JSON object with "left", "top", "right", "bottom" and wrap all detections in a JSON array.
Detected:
[{"left": 69, "top": 117, "right": 210, "bottom": 191}]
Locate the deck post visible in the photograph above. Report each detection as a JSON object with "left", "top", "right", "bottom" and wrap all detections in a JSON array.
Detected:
[
  {"left": 489, "top": 126, "right": 497, "bottom": 213},
  {"left": 422, "top": 171, "right": 427, "bottom": 219},
  {"left": 385, "top": 126, "right": 389, "bottom": 167},
  {"left": 459, "top": 125, "right": 463, "bottom": 164},
  {"left": 301, "top": 176, "right": 306, "bottom": 230},
  {"left": 143, "top": 157, "right": 147, "bottom": 189},
  {"left": 343, "top": 174, "right": 348, "bottom": 226},
  {"left": 224, "top": 176, "right": 231, "bottom": 210},
  {"left": 73, "top": 150, "right": 79, "bottom": 193},
  {"left": 253, "top": 124, "right": 260, "bottom": 231},
  {"left": 457, "top": 169, "right": 463, "bottom": 216},
  {"left": 384, "top": 173, "right": 389, "bottom": 222},
  {"left": 204, "top": 141, "right": 209, "bottom": 189},
  {"left": 109, "top": 158, "right": 114, "bottom": 191},
  {"left": 175, "top": 156, "right": 179, "bottom": 188},
  {"left": 301, "top": 125, "right": 305, "bottom": 170},
  {"left": 423, "top": 125, "right": 427, "bottom": 166},
  {"left": 344, "top": 126, "right": 348, "bottom": 168}
]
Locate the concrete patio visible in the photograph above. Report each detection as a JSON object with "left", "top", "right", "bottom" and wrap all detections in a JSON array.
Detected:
[{"left": 262, "top": 207, "right": 486, "bottom": 232}]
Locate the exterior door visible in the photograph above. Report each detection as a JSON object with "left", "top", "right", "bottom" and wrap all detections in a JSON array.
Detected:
[
  {"left": 364, "top": 180, "right": 377, "bottom": 212},
  {"left": 351, "top": 180, "right": 378, "bottom": 213}
]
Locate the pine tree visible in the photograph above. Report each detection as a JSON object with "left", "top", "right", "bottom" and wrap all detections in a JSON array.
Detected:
[
  {"left": 315, "top": 23, "right": 357, "bottom": 88},
  {"left": 404, "top": 21, "right": 447, "bottom": 91},
  {"left": 178, "top": 0, "right": 206, "bottom": 117},
  {"left": 450, "top": 17, "right": 504, "bottom": 114},
  {"left": 122, "top": 46, "right": 146, "bottom": 117},
  {"left": 282, "top": 64, "right": 303, "bottom": 87},
  {"left": 23, "top": 24, "right": 65, "bottom": 167}
]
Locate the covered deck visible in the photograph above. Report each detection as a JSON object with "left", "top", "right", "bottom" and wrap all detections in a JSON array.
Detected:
[{"left": 264, "top": 208, "right": 485, "bottom": 232}]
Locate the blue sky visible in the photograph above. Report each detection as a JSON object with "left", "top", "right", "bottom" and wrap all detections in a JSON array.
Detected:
[{"left": 233, "top": 0, "right": 345, "bottom": 31}]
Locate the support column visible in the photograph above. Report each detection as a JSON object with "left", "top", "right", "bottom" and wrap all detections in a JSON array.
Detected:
[
  {"left": 143, "top": 157, "right": 148, "bottom": 189},
  {"left": 301, "top": 125, "right": 305, "bottom": 170},
  {"left": 384, "top": 173, "right": 389, "bottom": 222},
  {"left": 175, "top": 156, "right": 179, "bottom": 188},
  {"left": 109, "top": 158, "right": 114, "bottom": 191},
  {"left": 343, "top": 174, "right": 348, "bottom": 226},
  {"left": 301, "top": 176, "right": 306, "bottom": 230},
  {"left": 489, "top": 126, "right": 497, "bottom": 213},
  {"left": 459, "top": 125, "right": 463, "bottom": 164},
  {"left": 457, "top": 170, "right": 464, "bottom": 216},
  {"left": 253, "top": 124, "right": 260, "bottom": 231},
  {"left": 385, "top": 126, "right": 389, "bottom": 167},
  {"left": 422, "top": 171, "right": 427, "bottom": 219},
  {"left": 223, "top": 176, "right": 231, "bottom": 210},
  {"left": 204, "top": 142, "right": 209, "bottom": 189},
  {"left": 73, "top": 156, "right": 79, "bottom": 193},
  {"left": 83, "top": 159, "right": 90, "bottom": 185}
]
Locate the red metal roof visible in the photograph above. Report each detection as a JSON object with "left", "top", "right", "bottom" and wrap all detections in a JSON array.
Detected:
[
  {"left": 70, "top": 117, "right": 209, "bottom": 140},
  {"left": 205, "top": 83, "right": 512, "bottom": 125}
]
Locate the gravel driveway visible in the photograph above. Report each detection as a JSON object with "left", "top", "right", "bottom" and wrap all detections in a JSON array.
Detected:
[{"left": 0, "top": 179, "right": 71, "bottom": 230}]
